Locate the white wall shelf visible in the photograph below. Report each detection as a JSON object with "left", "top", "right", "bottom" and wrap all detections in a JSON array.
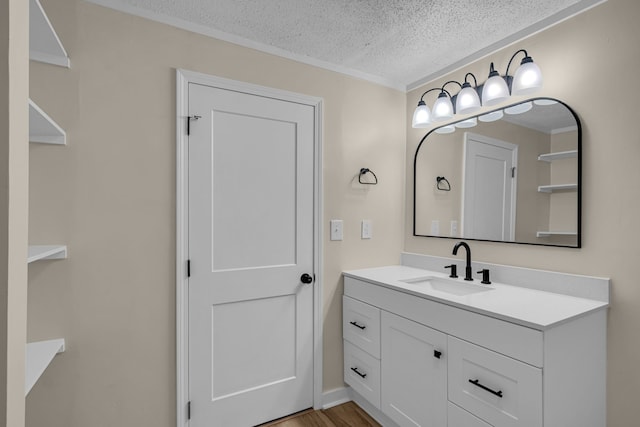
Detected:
[
  {"left": 29, "top": 0, "right": 70, "bottom": 68},
  {"left": 28, "top": 245, "right": 67, "bottom": 263},
  {"left": 25, "top": 339, "right": 65, "bottom": 395},
  {"left": 536, "top": 231, "right": 578, "bottom": 238},
  {"left": 29, "top": 99, "right": 66, "bottom": 145},
  {"left": 538, "top": 183, "right": 578, "bottom": 193},
  {"left": 537, "top": 150, "right": 578, "bottom": 162}
]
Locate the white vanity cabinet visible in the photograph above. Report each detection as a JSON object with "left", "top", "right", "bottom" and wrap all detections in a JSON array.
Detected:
[
  {"left": 380, "top": 311, "right": 447, "bottom": 427},
  {"left": 343, "top": 268, "right": 607, "bottom": 427}
]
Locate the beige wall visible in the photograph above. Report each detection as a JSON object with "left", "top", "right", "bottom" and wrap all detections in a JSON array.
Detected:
[
  {"left": 406, "top": 0, "right": 640, "bottom": 425},
  {"left": 1, "top": 0, "right": 29, "bottom": 425},
  {"left": 26, "top": 0, "right": 405, "bottom": 426}
]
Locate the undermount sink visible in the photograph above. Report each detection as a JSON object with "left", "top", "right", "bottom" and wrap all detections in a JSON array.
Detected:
[{"left": 400, "top": 276, "right": 494, "bottom": 296}]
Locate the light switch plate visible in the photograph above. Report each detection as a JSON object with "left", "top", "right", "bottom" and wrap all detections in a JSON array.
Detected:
[
  {"left": 330, "top": 220, "right": 343, "bottom": 241},
  {"left": 361, "top": 220, "right": 372, "bottom": 239}
]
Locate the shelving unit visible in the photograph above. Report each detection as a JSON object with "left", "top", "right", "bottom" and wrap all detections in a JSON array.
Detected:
[
  {"left": 28, "top": 245, "right": 67, "bottom": 263},
  {"left": 29, "top": 0, "right": 70, "bottom": 68},
  {"left": 538, "top": 183, "right": 577, "bottom": 193},
  {"left": 29, "top": 99, "right": 66, "bottom": 145},
  {"left": 537, "top": 150, "right": 577, "bottom": 162},
  {"left": 25, "top": 339, "right": 65, "bottom": 395},
  {"left": 27, "top": 0, "right": 69, "bottom": 399},
  {"left": 536, "top": 231, "right": 578, "bottom": 238}
]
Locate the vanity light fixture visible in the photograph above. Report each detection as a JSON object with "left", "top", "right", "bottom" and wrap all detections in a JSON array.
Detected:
[
  {"left": 481, "top": 62, "right": 510, "bottom": 106},
  {"left": 456, "top": 73, "right": 482, "bottom": 115},
  {"left": 432, "top": 88, "right": 455, "bottom": 122},
  {"left": 411, "top": 48, "right": 542, "bottom": 128}
]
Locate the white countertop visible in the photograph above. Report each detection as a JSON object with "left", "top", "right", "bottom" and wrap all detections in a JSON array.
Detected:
[{"left": 344, "top": 265, "right": 608, "bottom": 330}]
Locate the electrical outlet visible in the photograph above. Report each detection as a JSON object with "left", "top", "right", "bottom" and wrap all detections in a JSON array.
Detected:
[
  {"left": 361, "top": 220, "right": 372, "bottom": 239},
  {"left": 330, "top": 220, "right": 343, "bottom": 241},
  {"left": 450, "top": 220, "right": 458, "bottom": 237},
  {"left": 431, "top": 220, "right": 440, "bottom": 236}
]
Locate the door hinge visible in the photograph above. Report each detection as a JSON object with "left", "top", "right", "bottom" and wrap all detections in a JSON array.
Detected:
[
  {"left": 187, "top": 115, "right": 201, "bottom": 136},
  {"left": 511, "top": 166, "right": 516, "bottom": 178},
  {"left": 187, "top": 260, "right": 191, "bottom": 278},
  {"left": 187, "top": 401, "right": 191, "bottom": 420}
]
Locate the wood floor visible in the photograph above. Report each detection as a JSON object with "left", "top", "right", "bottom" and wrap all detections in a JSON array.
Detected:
[{"left": 258, "top": 401, "right": 381, "bottom": 427}]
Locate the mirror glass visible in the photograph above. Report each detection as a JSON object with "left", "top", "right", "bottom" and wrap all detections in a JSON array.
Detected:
[{"left": 413, "top": 98, "right": 581, "bottom": 248}]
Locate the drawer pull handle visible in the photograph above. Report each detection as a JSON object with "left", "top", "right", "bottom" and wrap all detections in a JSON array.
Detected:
[
  {"left": 351, "top": 367, "right": 367, "bottom": 379},
  {"left": 469, "top": 379, "right": 503, "bottom": 398},
  {"left": 349, "top": 321, "right": 366, "bottom": 330},
  {"left": 434, "top": 350, "right": 442, "bottom": 359}
]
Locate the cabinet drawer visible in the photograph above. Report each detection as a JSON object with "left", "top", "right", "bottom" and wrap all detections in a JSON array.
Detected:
[
  {"left": 343, "top": 296, "right": 381, "bottom": 358},
  {"left": 344, "top": 340, "right": 380, "bottom": 409},
  {"left": 448, "top": 336, "right": 542, "bottom": 427},
  {"left": 448, "top": 402, "right": 493, "bottom": 427}
]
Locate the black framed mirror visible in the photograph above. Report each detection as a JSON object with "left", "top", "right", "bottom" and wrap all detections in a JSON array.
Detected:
[{"left": 413, "top": 97, "right": 581, "bottom": 248}]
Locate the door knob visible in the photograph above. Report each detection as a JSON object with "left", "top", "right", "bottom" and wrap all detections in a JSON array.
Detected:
[{"left": 300, "top": 273, "right": 313, "bottom": 284}]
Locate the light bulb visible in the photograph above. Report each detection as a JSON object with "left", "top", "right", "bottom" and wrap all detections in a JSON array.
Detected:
[
  {"left": 432, "top": 92, "right": 454, "bottom": 122},
  {"left": 512, "top": 57, "right": 543, "bottom": 96},
  {"left": 412, "top": 101, "right": 431, "bottom": 128}
]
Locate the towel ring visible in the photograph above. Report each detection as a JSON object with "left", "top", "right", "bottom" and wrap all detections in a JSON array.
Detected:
[
  {"left": 359, "top": 168, "right": 378, "bottom": 185},
  {"left": 436, "top": 176, "right": 451, "bottom": 191}
]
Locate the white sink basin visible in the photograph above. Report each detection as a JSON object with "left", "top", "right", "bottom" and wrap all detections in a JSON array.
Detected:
[{"left": 400, "top": 276, "right": 494, "bottom": 296}]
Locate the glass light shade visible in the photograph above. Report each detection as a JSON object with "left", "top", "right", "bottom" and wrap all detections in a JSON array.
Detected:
[
  {"left": 482, "top": 75, "right": 510, "bottom": 106},
  {"left": 435, "top": 125, "right": 455, "bottom": 134},
  {"left": 432, "top": 93, "right": 454, "bottom": 122},
  {"left": 504, "top": 101, "right": 532, "bottom": 115},
  {"left": 412, "top": 101, "right": 431, "bottom": 128},
  {"left": 455, "top": 117, "right": 477, "bottom": 128},
  {"left": 478, "top": 110, "right": 504, "bottom": 122},
  {"left": 511, "top": 60, "right": 543, "bottom": 96},
  {"left": 534, "top": 98, "right": 557, "bottom": 106},
  {"left": 455, "top": 85, "right": 481, "bottom": 115}
]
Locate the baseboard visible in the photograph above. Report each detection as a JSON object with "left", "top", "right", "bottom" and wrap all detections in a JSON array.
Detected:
[
  {"left": 351, "top": 392, "right": 399, "bottom": 427},
  {"left": 321, "top": 387, "right": 399, "bottom": 426},
  {"left": 321, "top": 387, "right": 353, "bottom": 409}
]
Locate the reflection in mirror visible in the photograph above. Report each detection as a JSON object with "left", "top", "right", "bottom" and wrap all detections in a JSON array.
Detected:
[{"left": 413, "top": 98, "right": 581, "bottom": 248}]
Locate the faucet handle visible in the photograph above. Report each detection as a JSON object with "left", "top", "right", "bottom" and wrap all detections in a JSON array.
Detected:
[
  {"left": 444, "top": 264, "right": 458, "bottom": 278},
  {"left": 477, "top": 269, "right": 491, "bottom": 284}
]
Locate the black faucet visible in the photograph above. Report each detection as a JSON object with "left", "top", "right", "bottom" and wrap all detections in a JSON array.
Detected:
[{"left": 452, "top": 242, "right": 473, "bottom": 281}]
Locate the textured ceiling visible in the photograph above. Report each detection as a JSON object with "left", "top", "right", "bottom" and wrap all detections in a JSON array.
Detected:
[{"left": 87, "top": 0, "right": 604, "bottom": 90}]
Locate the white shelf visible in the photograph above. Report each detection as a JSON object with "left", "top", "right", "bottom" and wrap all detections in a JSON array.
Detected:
[
  {"left": 25, "top": 338, "right": 65, "bottom": 395},
  {"left": 537, "top": 150, "right": 578, "bottom": 162},
  {"left": 29, "top": 99, "right": 66, "bottom": 145},
  {"left": 29, "top": 0, "right": 70, "bottom": 68},
  {"left": 536, "top": 231, "right": 578, "bottom": 238},
  {"left": 28, "top": 245, "right": 67, "bottom": 263},
  {"left": 538, "top": 183, "right": 578, "bottom": 193}
]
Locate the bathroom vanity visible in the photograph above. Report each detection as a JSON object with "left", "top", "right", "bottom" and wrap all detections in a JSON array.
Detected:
[{"left": 342, "top": 254, "right": 608, "bottom": 427}]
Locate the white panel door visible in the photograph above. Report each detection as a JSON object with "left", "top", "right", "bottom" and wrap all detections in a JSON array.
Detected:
[
  {"left": 381, "top": 311, "right": 447, "bottom": 427},
  {"left": 188, "top": 82, "right": 315, "bottom": 427},
  {"left": 462, "top": 133, "right": 518, "bottom": 241}
]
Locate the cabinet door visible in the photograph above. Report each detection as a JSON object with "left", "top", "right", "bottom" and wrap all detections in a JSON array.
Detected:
[{"left": 381, "top": 311, "right": 447, "bottom": 427}]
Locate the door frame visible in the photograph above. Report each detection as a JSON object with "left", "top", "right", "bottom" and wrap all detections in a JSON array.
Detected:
[{"left": 175, "top": 69, "right": 324, "bottom": 426}]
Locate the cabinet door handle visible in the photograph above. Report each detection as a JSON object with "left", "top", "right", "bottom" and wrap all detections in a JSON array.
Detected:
[
  {"left": 434, "top": 350, "right": 442, "bottom": 359},
  {"left": 350, "top": 367, "right": 367, "bottom": 379},
  {"left": 468, "top": 379, "right": 503, "bottom": 398},
  {"left": 349, "top": 321, "right": 366, "bottom": 330}
]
